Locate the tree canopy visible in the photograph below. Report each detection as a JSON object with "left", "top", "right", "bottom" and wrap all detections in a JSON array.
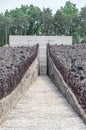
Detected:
[{"left": 0, "top": 1, "right": 86, "bottom": 46}]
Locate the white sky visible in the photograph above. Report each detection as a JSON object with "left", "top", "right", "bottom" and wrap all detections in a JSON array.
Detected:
[{"left": 0, "top": 0, "right": 86, "bottom": 14}]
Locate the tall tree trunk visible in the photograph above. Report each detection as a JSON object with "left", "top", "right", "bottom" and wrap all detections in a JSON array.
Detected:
[
  {"left": 24, "top": 28, "right": 26, "bottom": 35},
  {"left": 2, "top": 31, "right": 5, "bottom": 45},
  {"left": 20, "top": 28, "right": 23, "bottom": 35},
  {"left": 5, "top": 28, "right": 8, "bottom": 44}
]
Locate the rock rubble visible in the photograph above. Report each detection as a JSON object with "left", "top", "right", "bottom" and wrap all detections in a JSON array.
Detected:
[
  {"left": 0, "top": 44, "right": 38, "bottom": 99},
  {"left": 48, "top": 44, "right": 86, "bottom": 113}
]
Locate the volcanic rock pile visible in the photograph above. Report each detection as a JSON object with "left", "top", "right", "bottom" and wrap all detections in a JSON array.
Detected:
[
  {"left": 48, "top": 44, "right": 86, "bottom": 113},
  {"left": 0, "top": 44, "right": 38, "bottom": 99}
]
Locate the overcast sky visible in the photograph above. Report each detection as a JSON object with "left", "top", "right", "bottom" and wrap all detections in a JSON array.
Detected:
[{"left": 0, "top": 0, "right": 86, "bottom": 14}]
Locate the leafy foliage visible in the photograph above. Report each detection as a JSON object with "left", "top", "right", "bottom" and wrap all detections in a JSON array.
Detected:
[{"left": 0, "top": 1, "right": 86, "bottom": 45}]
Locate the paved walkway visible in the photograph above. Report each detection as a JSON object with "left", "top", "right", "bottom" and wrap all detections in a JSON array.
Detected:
[{"left": 0, "top": 76, "right": 86, "bottom": 130}]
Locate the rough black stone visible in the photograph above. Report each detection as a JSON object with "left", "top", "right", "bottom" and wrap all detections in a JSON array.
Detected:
[
  {"left": 0, "top": 44, "right": 39, "bottom": 99},
  {"left": 48, "top": 43, "right": 86, "bottom": 113}
]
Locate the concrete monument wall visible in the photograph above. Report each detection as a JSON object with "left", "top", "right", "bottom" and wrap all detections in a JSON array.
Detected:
[{"left": 10, "top": 36, "right": 72, "bottom": 74}]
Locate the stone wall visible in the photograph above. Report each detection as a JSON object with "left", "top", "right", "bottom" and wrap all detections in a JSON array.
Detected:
[
  {"left": 0, "top": 56, "right": 39, "bottom": 124},
  {"left": 47, "top": 49, "right": 86, "bottom": 124},
  {"left": 10, "top": 35, "right": 72, "bottom": 75},
  {"left": 0, "top": 45, "right": 39, "bottom": 99}
]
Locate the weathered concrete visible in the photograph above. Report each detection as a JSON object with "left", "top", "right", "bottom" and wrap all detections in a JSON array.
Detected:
[
  {"left": 10, "top": 36, "right": 72, "bottom": 46},
  {"left": 0, "top": 56, "right": 39, "bottom": 124},
  {"left": 0, "top": 76, "right": 86, "bottom": 130},
  {"left": 10, "top": 36, "right": 72, "bottom": 74},
  {"left": 48, "top": 52, "right": 86, "bottom": 124}
]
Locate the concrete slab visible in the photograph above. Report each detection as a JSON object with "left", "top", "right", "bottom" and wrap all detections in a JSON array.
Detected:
[{"left": 10, "top": 36, "right": 72, "bottom": 74}]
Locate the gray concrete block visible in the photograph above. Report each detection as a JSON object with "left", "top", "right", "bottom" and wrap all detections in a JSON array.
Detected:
[{"left": 10, "top": 36, "right": 72, "bottom": 75}]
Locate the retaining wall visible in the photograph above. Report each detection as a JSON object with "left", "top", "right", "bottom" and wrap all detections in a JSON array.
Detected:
[
  {"left": 0, "top": 56, "right": 39, "bottom": 124},
  {"left": 10, "top": 35, "right": 72, "bottom": 75},
  {"left": 47, "top": 49, "right": 86, "bottom": 124}
]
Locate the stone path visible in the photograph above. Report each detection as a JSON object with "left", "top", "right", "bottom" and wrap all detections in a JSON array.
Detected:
[{"left": 0, "top": 76, "right": 86, "bottom": 130}]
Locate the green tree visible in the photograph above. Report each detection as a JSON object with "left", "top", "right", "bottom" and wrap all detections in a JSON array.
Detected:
[
  {"left": 79, "top": 6, "right": 86, "bottom": 43},
  {"left": 0, "top": 13, "right": 4, "bottom": 45},
  {"left": 41, "top": 8, "right": 54, "bottom": 35},
  {"left": 0, "top": 2, "right": 86, "bottom": 46},
  {"left": 61, "top": 1, "right": 78, "bottom": 36},
  {"left": 9, "top": 7, "right": 28, "bottom": 35},
  {"left": 54, "top": 10, "right": 66, "bottom": 35},
  {"left": 27, "top": 5, "right": 42, "bottom": 35},
  {"left": 0, "top": 12, "right": 12, "bottom": 45},
  {"left": 54, "top": 1, "right": 79, "bottom": 43}
]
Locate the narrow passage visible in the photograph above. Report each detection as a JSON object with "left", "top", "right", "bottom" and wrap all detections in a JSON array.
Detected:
[{"left": 0, "top": 76, "right": 86, "bottom": 130}]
